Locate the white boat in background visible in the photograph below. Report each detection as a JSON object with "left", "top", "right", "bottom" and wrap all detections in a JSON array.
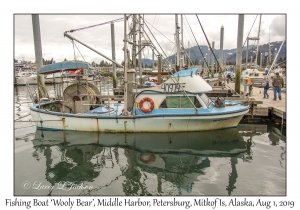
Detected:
[
  {"left": 15, "top": 70, "right": 38, "bottom": 86},
  {"left": 241, "top": 68, "right": 266, "bottom": 84},
  {"left": 44, "top": 72, "right": 63, "bottom": 84}
]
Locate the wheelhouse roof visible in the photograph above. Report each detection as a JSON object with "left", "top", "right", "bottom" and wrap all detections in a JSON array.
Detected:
[{"left": 39, "top": 61, "right": 94, "bottom": 74}]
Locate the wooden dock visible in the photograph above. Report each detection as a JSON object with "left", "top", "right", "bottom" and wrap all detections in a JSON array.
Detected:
[{"left": 226, "top": 82, "right": 286, "bottom": 124}]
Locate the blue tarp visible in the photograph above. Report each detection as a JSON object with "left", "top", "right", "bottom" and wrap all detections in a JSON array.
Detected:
[
  {"left": 39, "top": 61, "right": 94, "bottom": 74},
  {"left": 227, "top": 67, "right": 234, "bottom": 72}
]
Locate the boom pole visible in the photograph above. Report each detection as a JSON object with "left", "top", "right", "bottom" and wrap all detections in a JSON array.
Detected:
[{"left": 64, "top": 32, "right": 124, "bottom": 68}]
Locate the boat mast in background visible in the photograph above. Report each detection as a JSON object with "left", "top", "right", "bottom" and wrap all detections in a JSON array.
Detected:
[
  {"left": 266, "top": 38, "right": 286, "bottom": 78},
  {"left": 175, "top": 14, "right": 181, "bottom": 71},
  {"left": 254, "top": 15, "right": 262, "bottom": 66}
]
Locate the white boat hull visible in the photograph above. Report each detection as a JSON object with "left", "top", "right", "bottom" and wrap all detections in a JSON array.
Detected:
[{"left": 30, "top": 108, "right": 248, "bottom": 132}]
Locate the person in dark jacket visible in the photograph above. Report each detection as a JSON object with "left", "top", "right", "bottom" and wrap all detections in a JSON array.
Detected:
[
  {"left": 263, "top": 78, "right": 270, "bottom": 99},
  {"left": 272, "top": 72, "right": 284, "bottom": 100},
  {"left": 226, "top": 73, "right": 231, "bottom": 84}
]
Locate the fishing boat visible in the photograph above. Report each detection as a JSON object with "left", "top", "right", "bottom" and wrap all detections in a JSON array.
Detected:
[
  {"left": 241, "top": 68, "right": 266, "bottom": 84},
  {"left": 28, "top": 15, "right": 249, "bottom": 132},
  {"left": 29, "top": 61, "right": 249, "bottom": 132}
]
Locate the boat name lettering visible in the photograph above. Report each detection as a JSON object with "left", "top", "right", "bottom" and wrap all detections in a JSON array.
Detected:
[
  {"left": 213, "top": 118, "right": 230, "bottom": 122},
  {"left": 161, "top": 83, "right": 181, "bottom": 93}
]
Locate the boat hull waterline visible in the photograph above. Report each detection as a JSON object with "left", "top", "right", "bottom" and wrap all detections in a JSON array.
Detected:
[{"left": 30, "top": 107, "right": 249, "bottom": 132}]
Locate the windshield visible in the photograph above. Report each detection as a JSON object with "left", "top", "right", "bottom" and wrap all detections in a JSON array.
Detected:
[{"left": 199, "top": 93, "right": 213, "bottom": 108}]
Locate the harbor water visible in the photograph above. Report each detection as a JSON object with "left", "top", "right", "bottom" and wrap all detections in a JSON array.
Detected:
[{"left": 14, "top": 81, "right": 286, "bottom": 196}]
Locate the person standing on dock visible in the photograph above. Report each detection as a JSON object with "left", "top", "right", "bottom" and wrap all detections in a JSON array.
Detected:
[
  {"left": 263, "top": 78, "right": 270, "bottom": 99},
  {"left": 272, "top": 72, "right": 284, "bottom": 100},
  {"left": 226, "top": 73, "right": 231, "bottom": 84}
]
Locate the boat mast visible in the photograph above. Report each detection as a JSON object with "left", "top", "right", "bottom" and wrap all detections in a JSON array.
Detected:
[
  {"left": 254, "top": 14, "right": 262, "bottom": 66},
  {"left": 138, "top": 15, "right": 143, "bottom": 85},
  {"left": 175, "top": 14, "right": 180, "bottom": 71},
  {"left": 132, "top": 15, "right": 137, "bottom": 69},
  {"left": 268, "top": 31, "right": 272, "bottom": 68},
  {"left": 266, "top": 39, "right": 286, "bottom": 78},
  {"left": 123, "top": 14, "right": 128, "bottom": 114},
  {"left": 181, "top": 14, "right": 184, "bottom": 68}
]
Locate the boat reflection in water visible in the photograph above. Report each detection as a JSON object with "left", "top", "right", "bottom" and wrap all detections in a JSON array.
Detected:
[{"left": 32, "top": 128, "right": 247, "bottom": 195}]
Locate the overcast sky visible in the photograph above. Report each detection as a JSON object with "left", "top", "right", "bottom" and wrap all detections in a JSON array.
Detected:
[{"left": 14, "top": 14, "right": 286, "bottom": 64}]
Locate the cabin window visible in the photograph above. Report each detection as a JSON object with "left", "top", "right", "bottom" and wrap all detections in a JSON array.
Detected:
[
  {"left": 254, "top": 73, "right": 259, "bottom": 76},
  {"left": 199, "top": 93, "right": 213, "bottom": 108},
  {"left": 159, "top": 96, "right": 202, "bottom": 108}
]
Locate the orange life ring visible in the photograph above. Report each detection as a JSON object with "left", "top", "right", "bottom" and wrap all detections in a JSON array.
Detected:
[{"left": 139, "top": 97, "right": 154, "bottom": 113}]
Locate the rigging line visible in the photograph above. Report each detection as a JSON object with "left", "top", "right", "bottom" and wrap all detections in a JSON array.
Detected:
[
  {"left": 149, "top": 15, "right": 157, "bottom": 34},
  {"left": 183, "top": 19, "right": 197, "bottom": 50},
  {"left": 66, "top": 17, "right": 124, "bottom": 33},
  {"left": 242, "top": 15, "right": 258, "bottom": 48},
  {"left": 196, "top": 15, "right": 223, "bottom": 73},
  {"left": 139, "top": 19, "right": 171, "bottom": 68},
  {"left": 71, "top": 40, "right": 76, "bottom": 60},
  {"left": 139, "top": 16, "right": 173, "bottom": 68},
  {"left": 129, "top": 18, "right": 174, "bottom": 84},
  {"left": 181, "top": 25, "right": 196, "bottom": 67},
  {"left": 143, "top": 19, "right": 175, "bottom": 45},
  {"left": 14, "top": 125, "right": 36, "bottom": 130},
  {"left": 184, "top": 18, "right": 201, "bottom": 67},
  {"left": 186, "top": 15, "right": 210, "bottom": 71},
  {"left": 73, "top": 42, "right": 86, "bottom": 62},
  {"left": 136, "top": 16, "right": 165, "bottom": 65},
  {"left": 140, "top": 19, "right": 198, "bottom": 111},
  {"left": 179, "top": 18, "right": 195, "bottom": 67}
]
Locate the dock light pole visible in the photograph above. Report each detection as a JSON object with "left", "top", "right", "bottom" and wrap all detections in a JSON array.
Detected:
[
  {"left": 111, "top": 21, "right": 117, "bottom": 88},
  {"left": 220, "top": 26, "right": 224, "bottom": 72},
  {"left": 207, "top": 48, "right": 210, "bottom": 76},
  {"left": 260, "top": 52, "right": 262, "bottom": 68},
  {"left": 235, "top": 14, "right": 244, "bottom": 94},
  {"left": 32, "top": 14, "right": 45, "bottom": 86},
  {"left": 212, "top": 41, "right": 215, "bottom": 75}
]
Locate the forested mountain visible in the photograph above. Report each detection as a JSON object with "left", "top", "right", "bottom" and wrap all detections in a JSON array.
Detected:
[{"left": 143, "top": 41, "right": 286, "bottom": 67}]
